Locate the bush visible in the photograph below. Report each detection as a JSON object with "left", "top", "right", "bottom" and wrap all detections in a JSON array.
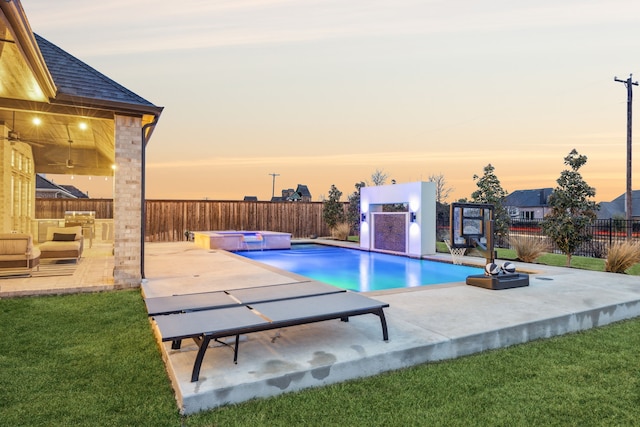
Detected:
[
  {"left": 605, "top": 241, "right": 640, "bottom": 273},
  {"left": 331, "top": 221, "right": 351, "bottom": 241},
  {"left": 509, "top": 235, "right": 548, "bottom": 263},
  {"left": 322, "top": 184, "right": 345, "bottom": 229},
  {"left": 590, "top": 241, "right": 608, "bottom": 259}
]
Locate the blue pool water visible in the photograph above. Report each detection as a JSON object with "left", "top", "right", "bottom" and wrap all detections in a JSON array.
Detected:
[{"left": 236, "top": 244, "right": 482, "bottom": 292}]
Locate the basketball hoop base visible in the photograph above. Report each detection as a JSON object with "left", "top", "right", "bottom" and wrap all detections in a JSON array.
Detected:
[{"left": 466, "top": 273, "right": 529, "bottom": 290}]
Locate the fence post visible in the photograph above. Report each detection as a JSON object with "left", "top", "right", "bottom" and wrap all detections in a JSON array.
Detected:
[{"left": 609, "top": 218, "right": 613, "bottom": 246}]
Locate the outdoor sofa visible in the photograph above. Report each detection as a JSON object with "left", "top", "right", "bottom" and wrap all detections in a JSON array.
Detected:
[
  {"left": 145, "top": 281, "right": 390, "bottom": 382},
  {"left": 38, "top": 225, "right": 84, "bottom": 262},
  {"left": 0, "top": 233, "right": 41, "bottom": 276}
]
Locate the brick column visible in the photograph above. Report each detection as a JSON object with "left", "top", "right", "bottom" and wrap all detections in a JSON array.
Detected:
[{"left": 113, "top": 115, "right": 143, "bottom": 288}]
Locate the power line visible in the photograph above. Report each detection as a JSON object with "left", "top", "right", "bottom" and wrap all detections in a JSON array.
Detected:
[{"left": 614, "top": 74, "right": 638, "bottom": 237}]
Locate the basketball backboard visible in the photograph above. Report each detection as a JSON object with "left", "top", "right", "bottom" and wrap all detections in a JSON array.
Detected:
[{"left": 449, "top": 202, "right": 494, "bottom": 249}]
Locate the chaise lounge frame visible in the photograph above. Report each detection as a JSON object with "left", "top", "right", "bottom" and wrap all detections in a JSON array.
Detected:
[{"left": 146, "top": 281, "right": 390, "bottom": 382}]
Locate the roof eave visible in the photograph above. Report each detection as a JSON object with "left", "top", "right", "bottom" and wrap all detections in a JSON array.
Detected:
[
  {"left": 0, "top": 1, "right": 57, "bottom": 99},
  {"left": 52, "top": 94, "right": 164, "bottom": 118}
]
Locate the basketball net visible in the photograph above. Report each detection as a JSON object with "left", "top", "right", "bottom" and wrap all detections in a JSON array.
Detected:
[{"left": 444, "top": 240, "right": 466, "bottom": 265}]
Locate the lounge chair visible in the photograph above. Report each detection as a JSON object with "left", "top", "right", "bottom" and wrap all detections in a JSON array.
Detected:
[
  {"left": 144, "top": 280, "right": 344, "bottom": 316},
  {"left": 147, "top": 283, "right": 390, "bottom": 382}
]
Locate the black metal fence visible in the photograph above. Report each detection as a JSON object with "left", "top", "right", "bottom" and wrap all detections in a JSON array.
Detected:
[{"left": 437, "top": 218, "right": 640, "bottom": 259}]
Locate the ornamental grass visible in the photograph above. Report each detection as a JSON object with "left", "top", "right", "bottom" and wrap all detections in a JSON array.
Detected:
[
  {"left": 331, "top": 221, "right": 351, "bottom": 241},
  {"left": 605, "top": 240, "right": 640, "bottom": 273},
  {"left": 509, "top": 235, "right": 549, "bottom": 263}
]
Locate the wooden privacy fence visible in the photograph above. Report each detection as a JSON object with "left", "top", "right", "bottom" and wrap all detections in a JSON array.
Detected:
[
  {"left": 36, "top": 199, "right": 347, "bottom": 242},
  {"left": 36, "top": 198, "right": 114, "bottom": 219}
]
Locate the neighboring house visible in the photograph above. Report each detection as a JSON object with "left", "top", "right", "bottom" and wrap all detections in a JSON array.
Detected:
[
  {"left": 504, "top": 187, "right": 640, "bottom": 220},
  {"left": 296, "top": 184, "right": 312, "bottom": 202},
  {"left": 60, "top": 185, "right": 89, "bottom": 199},
  {"left": 36, "top": 174, "right": 87, "bottom": 198},
  {"left": 243, "top": 196, "right": 258, "bottom": 201},
  {"left": 275, "top": 184, "right": 312, "bottom": 202},
  {"left": 598, "top": 191, "right": 640, "bottom": 220},
  {"left": 503, "top": 188, "right": 553, "bottom": 220}
]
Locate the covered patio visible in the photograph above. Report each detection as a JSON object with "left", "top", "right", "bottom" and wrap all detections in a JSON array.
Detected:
[{"left": 0, "top": 1, "right": 163, "bottom": 287}]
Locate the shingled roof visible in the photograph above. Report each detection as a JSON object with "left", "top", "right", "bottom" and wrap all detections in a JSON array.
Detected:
[
  {"left": 504, "top": 188, "right": 553, "bottom": 207},
  {"left": 598, "top": 191, "right": 640, "bottom": 219},
  {"left": 35, "top": 174, "right": 86, "bottom": 198},
  {"left": 34, "top": 33, "right": 160, "bottom": 113}
]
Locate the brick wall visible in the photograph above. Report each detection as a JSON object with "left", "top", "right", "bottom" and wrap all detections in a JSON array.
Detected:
[{"left": 113, "top": 115, "right": 142, "bottom": 288}]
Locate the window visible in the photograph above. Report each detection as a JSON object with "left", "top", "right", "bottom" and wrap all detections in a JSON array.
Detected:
[
  {"left": 10, "top": 148, "right": 34, "bottom": 232},
  {"left": 520, "top": 211, "right": 534, "bottom": 220}
]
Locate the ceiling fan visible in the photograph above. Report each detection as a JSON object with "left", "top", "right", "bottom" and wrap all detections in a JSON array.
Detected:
[
  {"left": 48, "top": 126, "right": 80, "bottom": 169},
  {"left": 0, "top": 111, "right": 46, "bottom": 147}
]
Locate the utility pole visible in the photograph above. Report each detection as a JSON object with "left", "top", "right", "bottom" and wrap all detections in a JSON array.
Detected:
[
  {"left": 614, "top": 74, "right": 638, "bottom": 238},
  {"left": 269, "top": 173, "right": 280, "bottom": 199}
]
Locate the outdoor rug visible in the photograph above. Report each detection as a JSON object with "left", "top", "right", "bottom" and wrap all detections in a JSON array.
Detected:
[
  {"left": 31, "top": 260, "right": 78, "bottom": 278},
  {"left": 0, "top": 260, "right": 78, "bottom": 279}
]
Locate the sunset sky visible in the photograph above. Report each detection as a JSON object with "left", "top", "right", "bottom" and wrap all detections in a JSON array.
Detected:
[{"left": 24, "top": 0, "right": 640, "bottom": 202}]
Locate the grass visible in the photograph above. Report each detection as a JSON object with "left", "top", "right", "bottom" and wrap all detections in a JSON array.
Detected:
[
  {"left": 0, "top": 290, "right": 180, "bottom": 426},
  {"left": 435, "top": 242, "right": 640, "bottom": 275},
  {"left": 330, "top": 222, "right": 351, "bottom": 240},
  {"left": 1, "top": 291, "right": 640, "bottom": 426},
  {"left": 508, "top": 235, "right": 549, "bottom": 263},
  {"left": 606, "top": 241, "right": 640, "bottom": 273}
]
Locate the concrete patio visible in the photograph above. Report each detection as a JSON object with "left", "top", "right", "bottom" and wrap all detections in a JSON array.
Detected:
[
  {"left": 2, "top": 240, "right": 639, "bottom": 414},
  {"left": 139, "top": 241, "right": 640, "bottom": 414}
]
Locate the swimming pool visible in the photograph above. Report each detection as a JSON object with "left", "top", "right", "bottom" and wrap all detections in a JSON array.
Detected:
[{"left": 236, "top": 244, "right": 482, "bottom": 292}]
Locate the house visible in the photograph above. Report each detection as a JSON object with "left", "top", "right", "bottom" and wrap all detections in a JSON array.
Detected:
[
  {"left": 597, "top": 191, "right": 640, "bottom": 219},
  {"left": 1, "top": 1, "right": 163, "bottom": 287},
  {"left": 60, "top": 185, "right": 89, "bottom": 199},
  {"left": 36, "top": 174, "right": 88, "bottom": 198},
  {"left": 243, "top": 196, "right": 258, "bottom": 201},
  {"left": 504, "top": 187, "right": 640, "bottom": 220},
  {"left": 503, "top": 188, "right": 553, "bottom": 220},
  {"left": 296, "top": 184, "right": 312, "bottom": 202},
  {"left": 274, "top": 184, "right": 312, "bottom": 202}
]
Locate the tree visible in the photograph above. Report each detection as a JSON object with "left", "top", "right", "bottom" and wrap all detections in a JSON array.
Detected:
[
  {"left": 347, "top": 182, "right": 366, "bottom": 234},
  {"left": 542, "top": 149, "right": 599, "bottom": 266},
  {"left": 322, "top": 184, "right": 345, "bottom": 230},
  {"left": 471, "top": 164, "right": 510, "bottom": 242},
  {"left": 428, "top": 172, "right": 453, "bottom": 204},
  {"left": 370, "top": 169, "right": 389, "bottom": 186}
]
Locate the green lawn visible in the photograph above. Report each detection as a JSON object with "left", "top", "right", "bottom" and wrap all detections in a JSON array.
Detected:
[
  {"left": 1, "top": 290, "right": 639, "bottom": 426},
  {"left": 435, "top": 242, "right": 640, "bottom": 275}
]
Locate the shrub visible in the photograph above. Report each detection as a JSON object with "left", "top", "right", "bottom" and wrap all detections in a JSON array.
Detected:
[
  {"left": 590, "top": 241, "right": 608, "bottom": 259},
  {"left": 605, "top": 241, "right": 640, "bottom": 273},
  {"left": 509, "top": 235, "right": 548, "bottom": 263},
  {"left": 322, "top": 184, "right": 345, "bottom": 229},
  {"left": 331, "top": 221, "right": 351, "bottom": 241}
]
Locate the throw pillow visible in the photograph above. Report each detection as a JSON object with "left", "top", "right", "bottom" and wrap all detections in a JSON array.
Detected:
[{"left": 52, "top": 233, "right": 77, "bottom": 242}]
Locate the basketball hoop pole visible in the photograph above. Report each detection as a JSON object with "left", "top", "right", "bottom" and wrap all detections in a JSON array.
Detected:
[{"left": 486, "top": 217, "right": 495, "bottom": 265}]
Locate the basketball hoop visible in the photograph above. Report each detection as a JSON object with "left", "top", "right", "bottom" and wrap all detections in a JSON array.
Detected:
[{"left": 444, "top": 239, "right": 466, "bottom": 265}]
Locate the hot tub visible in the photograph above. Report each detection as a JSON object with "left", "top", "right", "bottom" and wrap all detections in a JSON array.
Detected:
[{"left": 192, "top": 231, "right": 291, "bottom": 251}]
